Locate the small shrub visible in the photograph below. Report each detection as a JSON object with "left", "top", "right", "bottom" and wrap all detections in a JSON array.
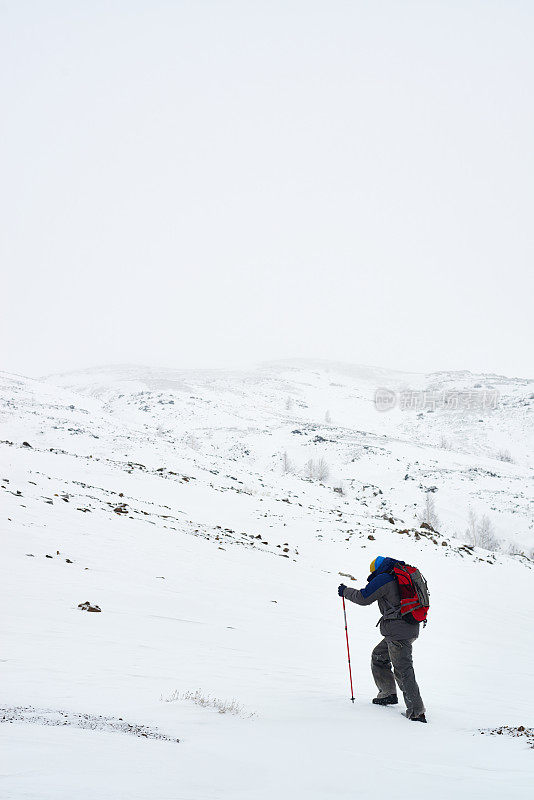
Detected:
[
  {"left": 183, "top": 433, "right": 201, "bottom": 451},
  {"left": 316, "top": 457, "right": 330, "bottom": 482},
  {"left": 465, "top": 507, "right": 477, "bottom": 545},
  {"left": 477, "top": 514, "right": 500, "bottom": 551},
  {"left": 303, "top": 458, "right": 330, "bottom": 482},
  {"left": 281, "top": 451, "right": 294, "bottom": 474},
  {"left": 505, "top": 541, "right": 525, "bottom": 557},
  {"left": 162, "top": 689, "right": 255, "bottom": 717},
  {"left": 465, "top": 508, "right": 500, "bottom": 552},
  {"left": 419, "top": 492, "right": 440, "bottom": 531},
  {"left": 496, "top": 449, "right": 514, "bottom": 464}
]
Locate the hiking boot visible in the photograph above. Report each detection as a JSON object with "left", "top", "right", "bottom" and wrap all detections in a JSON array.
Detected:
[
  {"left": 409, "top": 713, "right": 427, "bottom": 723},
  {"left": 372, "top": 694, "right": 398, "bottom": 706}
]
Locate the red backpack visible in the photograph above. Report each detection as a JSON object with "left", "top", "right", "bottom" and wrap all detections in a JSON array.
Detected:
[{"left": 393, "top": 564, "right": 430, "bottom": 625}]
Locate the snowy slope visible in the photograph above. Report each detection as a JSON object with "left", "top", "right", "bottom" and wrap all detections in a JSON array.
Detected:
[
  {"left": 1, "top": 363, "right": 533, "bottom": 799},
  {"left": 46, "top": 361, "right": 534, "bottom": 551}
]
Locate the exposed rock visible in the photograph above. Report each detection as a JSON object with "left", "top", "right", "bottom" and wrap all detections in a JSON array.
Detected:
[
  {"left": 78, "top": 601, "right": 101, "bottom": 612},
  {"left": 420, "top": 522, "right": 436, "bottom": 532},
  {"left": 0, "top": 706, "right": 179, "bottom": 743},
  {"left": 479, "top": 725, "right": 534, "bottom": 748}
]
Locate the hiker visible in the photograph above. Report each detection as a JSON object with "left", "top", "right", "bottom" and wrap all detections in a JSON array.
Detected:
[{"left": 338, "top": 555, "right": 427, "bottom": 723}]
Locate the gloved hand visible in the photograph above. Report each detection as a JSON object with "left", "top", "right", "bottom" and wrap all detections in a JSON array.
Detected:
[{"left": 338, "top": 583, "right": 347, "bottom": 597}]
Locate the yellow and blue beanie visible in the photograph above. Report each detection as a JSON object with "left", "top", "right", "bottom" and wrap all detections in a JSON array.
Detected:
[{"left": 370, "top": 556, "right": 386, "bottom": 574}]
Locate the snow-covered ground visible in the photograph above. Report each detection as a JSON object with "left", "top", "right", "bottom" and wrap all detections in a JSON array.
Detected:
[{"left": 1, "top": 362, "right": 533, "bottom": 799}]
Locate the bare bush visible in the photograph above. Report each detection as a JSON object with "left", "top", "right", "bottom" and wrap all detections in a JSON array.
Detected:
[
  {"left": 183, "top": 433, "right": 201, "bottom": 451},
  {"left": 466, "top": 507, "right": 477, "bottom": 544},
  {"left": 316, "top": 457, "right": 330, "bottom": 481},
  {"left": 439, "top": 436, "right": 452, "bottom": 450},
  {"left": 496, "top": 449, "right": 514, "bottom": 463},
  {"left": 465, "top": 509, "right": 500, "bottom": 551},
  {"left": 505, "top": 541, "right": 525, "bottom": 557},
  {"left": 281, "top": 451, "right": 294, "bottom": 474},
  {"left": 162, "top": 689, "right": 255, "bottom": 717},
  {"left": 303, "top": 457, "right": 330, "bottom": 482},
  {"left": 477, "top": 514, "right": 500, "bottom": 551},
  {"left": 304, "top": 458, "right": 315, "bottom": 480},
  {"left": 419, "top": 492, "right": 440, "bottom": 530}
]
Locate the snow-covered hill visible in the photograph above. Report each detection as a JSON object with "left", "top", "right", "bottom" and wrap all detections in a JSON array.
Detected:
[
  {"left": 45, "top": 360, "right": 534, "bottom": 552},
  {"left": 1, "top": 362, "right": 533, "bottom": 799}
]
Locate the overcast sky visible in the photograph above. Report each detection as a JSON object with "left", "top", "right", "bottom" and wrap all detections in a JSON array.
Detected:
[{"left": 1, "top": 1, "right": 533, "bottom": 379}]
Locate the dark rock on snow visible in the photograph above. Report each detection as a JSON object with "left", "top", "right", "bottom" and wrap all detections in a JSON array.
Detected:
[{"left": 78, "top": 601, "right": 101, "bottom": 612}]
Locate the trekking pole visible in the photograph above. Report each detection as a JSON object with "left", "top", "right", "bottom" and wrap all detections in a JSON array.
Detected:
[{"left": 342, "top": 597, "right": 355, "bottom": 703}]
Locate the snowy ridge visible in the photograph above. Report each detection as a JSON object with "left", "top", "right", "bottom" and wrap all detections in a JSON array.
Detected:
[{"left": 1, "top": 363, "right": 533, "bottom": 799}]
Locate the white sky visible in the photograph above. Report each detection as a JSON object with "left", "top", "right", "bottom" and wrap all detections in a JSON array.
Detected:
[{"left": 1, "top": 1, "right": 533, "bottom": 378}]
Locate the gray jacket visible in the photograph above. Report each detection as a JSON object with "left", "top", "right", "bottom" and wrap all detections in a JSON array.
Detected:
[{"left": 344, "top": 577, "right": 419, "bottom": 642}]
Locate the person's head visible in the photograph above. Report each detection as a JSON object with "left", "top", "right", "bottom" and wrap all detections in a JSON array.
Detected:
[{"left": 369, "top": 556, "right": 386, "bottom": 573}]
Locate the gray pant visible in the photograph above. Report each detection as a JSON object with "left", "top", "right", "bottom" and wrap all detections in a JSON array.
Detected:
[{"left": 371, "top": 638, "right": 425, "bottom": 718}]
